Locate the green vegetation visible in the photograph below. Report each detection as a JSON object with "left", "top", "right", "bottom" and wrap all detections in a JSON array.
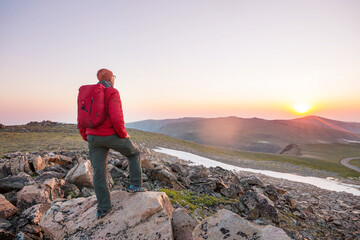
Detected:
[
  {"left": 349, "top": 158, "right": 360, "bottom": 168},
  {"left": 300, "top": 143, "right": 360, "bottom": 163},
  {"left": 0, "top": 124, "right": 87, "bottom": 155},
  {"left": 0, "top": 131, "right": 87, "bottom": 154},
  {"left": 128, "top": 128, "right": 360, "bottom": 178},
  {"left": 160, "top": 188, "right": 237, "bottom": 216},
  {"left": 1, "top": 123, "right": 359, "bottom": 178}
]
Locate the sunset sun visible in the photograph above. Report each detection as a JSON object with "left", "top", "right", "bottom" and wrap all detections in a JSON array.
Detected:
[{"left": 293, "top": 102, "right": 311, "bottom": 114}]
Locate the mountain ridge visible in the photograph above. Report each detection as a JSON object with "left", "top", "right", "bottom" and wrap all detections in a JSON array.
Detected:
[{"left": 126, "top": 115, "right": 360, "bottom": 154}]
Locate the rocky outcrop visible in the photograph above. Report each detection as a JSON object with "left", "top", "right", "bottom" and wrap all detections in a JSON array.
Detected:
[
  {"left": 14, "top": 203, "right": 51, "bottom": 239},
  {"left": 65, "top": 159, "right": 93, "bottom": 188},
  {"left": 21, "top": 203, "right": 51, "bottom": 225},
  {"left": 26, "top": 120, "right": 58, "bottom": 127},
  {"left": 42, "top": 164, "right": 67, "bottom": 174},
  {"left": 40, "top": 191, "right": 174, "bottom": 240},
  {"left": 60, "top": 181, "right": 80, "bottom": 199},
  {"left": 152, "top": 166, "right": 185, "bottom": 190},
  {"left": 279, "top": 143, "right": 302, "bottom": 156},
  {"left": 16, "top": 178, "right": 65, "bottom": 211},
  {"left": 0, "top": 161, "right": 10, "bottom": 179},
  {"left": 44, "top": 154, "right": 72, "bottom": 166},
  {"left": 0, "top": 193, "right": 17, "bottom": 219},
  {"left": 108, "top": 164, "right": 128, "bottom": 180},
  {"left": 188, "top": 166, "right": 209, "bottom": 181},
  {"left": 0, "top": 145, "right": 358, "bottom": 240},
  {"left": 240, "top": 175, "right": 264, "bottom": 188},
  {"left": 172, "top": 207, "right": 199, "bottom": 240},
  {"left": 34, "top": 171, "right": 64, "bottom": 183},
  {"left": 0, "top": 172, "right": 35, "bottom": 193},
  {"left": 192, "top": 209, "right": 291, "bottom": 240},
  {"left": 10, "top": 155, "right": 32, "bottom": 175},
  {"left": 30, "top": 155, "right": 48, "bottom": 171},
  {"left": 242, "top": 190, "right": 280, "bottom": 223}
]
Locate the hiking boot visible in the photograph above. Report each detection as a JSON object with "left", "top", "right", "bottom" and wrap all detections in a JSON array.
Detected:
[
  {"left": 96, "top": 209, "right": 110, "bottom": 219},
  {"left": 126, "top": 184, "right": 146, "bottom": 193}
]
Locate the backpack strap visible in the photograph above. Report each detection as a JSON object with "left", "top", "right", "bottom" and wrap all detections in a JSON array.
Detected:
[{"left": 98, "top": 80, "right": 113, "bottom": 88}]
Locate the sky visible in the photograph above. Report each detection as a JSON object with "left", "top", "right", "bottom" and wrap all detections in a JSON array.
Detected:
[{"left": 0, "top": 0, "right": 359, "bottom": 125}]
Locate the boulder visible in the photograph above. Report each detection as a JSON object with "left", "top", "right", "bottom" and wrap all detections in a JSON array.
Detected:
[
  {"left": 172, "top": 207, "right": 199, "bottom": 240},
  {"left": 152, "top": 168, "right": 185, "bottom": 190},
  {"left": 60, "top": 182, "right": 80, "bottom": 199},
  {"left": 3, "top": 191, "right": 17, "bottom": 206},
  {"left": 0, "top": 193, "right": 17, "bottom": 219},
  {"left": 42, "top": 164, "right": 67, "bottom": 174},
  {"left": 284, "top": 195, "right": 297, "bottom": 209},
  {"left": 10, "top": 155, "right": 32, "bottom": 175},
  {"left": 240, "top": 175, "right": 264, "bottom": 188},
  {"left": 21, "top": 203, "right": 51, "bottom": 225},
  {"left": 170, "top": 163, "right": 189, "bottom": 176},
  {"left": 0, "top": 161, "right": 11, "bottom": 179},
  {"left": 192, "top": 209, "right": 291, "bottom": 240},
  {"left": 242, "top": 190, "right": 280, "bottom": 223},
  {"left": 44, "top": 155, "right": 72, "bottom": 166},
  {"left": 220, "top": 183, "right": 244, "bottom": 198},
  {"left": 264, "top": 184, "right": 279, "bottom": 201},
  {"left": 108, "top": 164, "right": 128, "bottom": 180},
  {"left": 0, "top": 172, "right": 35, "bottom": 193},
  {"left": 40, "top": 191, "right": 174, "bottom": 240},
  {"left": 16, "top": 178, "right": 65, "bottom": 211},
  {"left": 65, "top": 159, "right": 93, "bottom": 188},
  {"left": 188, "top": 166, "right": 208, "bottom": 182},
  {"left": 34, "top": 171, "right": 64, "bottom": 183},
  {"left": 192, "top": 181, "right": 217, "bottom": 194},
  {"left": 30, "top": 155, "right": 48, "bottom": 171}
]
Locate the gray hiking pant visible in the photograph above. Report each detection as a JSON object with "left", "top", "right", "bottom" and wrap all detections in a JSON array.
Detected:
[{"left": 87, "top": 134, "right": 142, "bottom": 211}]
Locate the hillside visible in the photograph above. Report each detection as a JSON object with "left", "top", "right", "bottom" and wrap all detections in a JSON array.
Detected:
[
  {"left": 126, "top": 116, "right": 360, "bottom": 153},
  {"left": 290, "top": 115, "right": 360, "bottom": 134},
  {"left": 1, "top": 121, "right": 359, "bottom": 178},
  {"left": 0, "top": 121, "right": 359, "bottom": 240}
]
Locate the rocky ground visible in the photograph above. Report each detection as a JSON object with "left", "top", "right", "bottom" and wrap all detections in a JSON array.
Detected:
[{"left": 0, "top": 146, "right": 359, "bottom": 239}]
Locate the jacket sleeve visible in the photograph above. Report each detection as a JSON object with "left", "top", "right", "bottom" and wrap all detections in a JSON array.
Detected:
[
  {"left": 108, "top": 89, "right": 128, "bottom": 138},
  {"left": 78, "top": 125, "right": 88, "bottom": 141}
]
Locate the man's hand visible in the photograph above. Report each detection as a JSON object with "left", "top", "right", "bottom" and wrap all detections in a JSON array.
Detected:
[{"left": 125, "top": 134, "right": 130, "bottom": 139}]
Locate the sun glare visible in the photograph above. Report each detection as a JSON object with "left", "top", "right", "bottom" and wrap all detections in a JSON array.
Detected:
[{"left": 293, "top": 102, "right": 311, "bottom": 114}]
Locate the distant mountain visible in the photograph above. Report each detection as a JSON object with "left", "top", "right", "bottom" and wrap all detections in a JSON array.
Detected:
[
  {"left": 289, "top": 115, "right": 360, "bottom": 134},
  {"left": 125, "top": 117, "right": 203, "bottom": 132},
  {"left": 126, "top": 116, "right": 360, "bottom": 153}
]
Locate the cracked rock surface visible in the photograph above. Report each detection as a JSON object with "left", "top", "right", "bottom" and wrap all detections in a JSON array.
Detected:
[{"left": 40, "top": 190, "right": 174, "bottom": 240}]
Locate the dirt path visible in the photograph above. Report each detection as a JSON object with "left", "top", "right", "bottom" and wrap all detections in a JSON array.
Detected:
[{"left": 341, "top": 157, "right": 360, "bottom": 172}]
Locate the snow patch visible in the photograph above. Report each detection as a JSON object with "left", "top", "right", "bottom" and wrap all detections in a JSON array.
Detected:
[{"left": 154, "top": 147, "right": 360, "bottom": 196}]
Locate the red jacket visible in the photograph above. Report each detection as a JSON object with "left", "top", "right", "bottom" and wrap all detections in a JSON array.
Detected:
[{"left": 78, "top": 85, "right": 128, "bottom": 141}]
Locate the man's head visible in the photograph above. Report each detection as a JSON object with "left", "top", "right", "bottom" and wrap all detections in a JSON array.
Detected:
[{"left": 97, "top": 68, "right": 115, "bottom": 86}]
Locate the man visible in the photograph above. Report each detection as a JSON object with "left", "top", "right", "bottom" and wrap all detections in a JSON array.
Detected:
[{"left": 78, "top": 68, "right": 145, "bottom": 219}]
